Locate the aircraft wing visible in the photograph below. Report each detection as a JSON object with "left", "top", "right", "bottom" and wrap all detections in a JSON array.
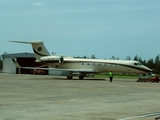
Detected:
[
  {"left": 12, "top": 58, "right": 95, "bottom": 73},
  {"left": 24, "top": 67, "right": 94, "bottom": 73}
]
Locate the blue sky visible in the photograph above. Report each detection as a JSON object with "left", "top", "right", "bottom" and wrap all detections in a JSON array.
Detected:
[{"left": 0, "top": 0, "right": 160, "bottom": 60}]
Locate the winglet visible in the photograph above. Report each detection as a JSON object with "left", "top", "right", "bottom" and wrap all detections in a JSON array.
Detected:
[{"left": 12, "top": 58, "right": 21, "bottom": 68}]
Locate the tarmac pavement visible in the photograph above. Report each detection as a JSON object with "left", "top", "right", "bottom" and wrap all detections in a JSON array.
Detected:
[{"left": 0, "top": 73, "right": 160, "bottom": 120}]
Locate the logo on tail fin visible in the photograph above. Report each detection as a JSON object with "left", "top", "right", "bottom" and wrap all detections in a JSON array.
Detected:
[
  {"left": 37, "top": 47, "right": 42, "bottom": 51},
  {"left": 33, "top": 48, "right": 48, "bottom": 57}
]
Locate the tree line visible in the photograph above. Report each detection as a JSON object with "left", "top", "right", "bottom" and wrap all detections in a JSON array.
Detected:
[{"left": 0, "top": 60, "right": 2, "bottom": 69}]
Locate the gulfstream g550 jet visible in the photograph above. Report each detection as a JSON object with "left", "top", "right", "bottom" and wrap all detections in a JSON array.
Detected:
[{"left": 10, "top": 40, "right": 152, "bottom": 79}]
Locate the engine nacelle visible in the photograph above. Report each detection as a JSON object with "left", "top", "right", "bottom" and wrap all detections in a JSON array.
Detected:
[{"left": 40, "top": 56, "right": 64, "bottom": 64}]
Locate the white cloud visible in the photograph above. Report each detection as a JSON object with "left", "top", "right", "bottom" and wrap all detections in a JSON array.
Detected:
[{"left": 32, "top": 2, "right": 44, "bottom": 6}]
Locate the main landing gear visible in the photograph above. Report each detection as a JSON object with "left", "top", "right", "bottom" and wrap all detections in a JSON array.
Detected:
[
  {"left": 79, "top": 75, "right": 84, "bottom": 80},
  {"left": 67, "top": 75, "right": 73, "bottom": 79},
  {"left": 67, "top": 72, "right": 85, "bottom": 80},
  {"left": 67, "top": 71, "right": 73, "bottom": 79},
  {"left": 67, "top": 74, "right": 85, "bottom": 80}
]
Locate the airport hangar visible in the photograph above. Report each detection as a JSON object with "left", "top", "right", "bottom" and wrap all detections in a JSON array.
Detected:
[{"left": 1, "top": 52, "right": 67, "bottom": 76}]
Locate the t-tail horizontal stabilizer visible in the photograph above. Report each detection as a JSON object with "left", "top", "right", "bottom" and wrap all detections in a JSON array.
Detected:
[
  {"left": 9, "top": 40, "right": 50, "bottom": 61},
  {"left": 12, "top": 58, "right": 21, "bottom": 68}
]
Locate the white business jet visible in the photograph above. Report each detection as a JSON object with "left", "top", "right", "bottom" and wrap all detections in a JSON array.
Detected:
[{"left": 10, "top": 41, "right": 152, "bottom": 79}]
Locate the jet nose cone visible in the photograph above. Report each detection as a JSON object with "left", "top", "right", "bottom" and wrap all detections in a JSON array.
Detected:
[{"left": 146, "top": 67, "right": 152, "bottom": 72}]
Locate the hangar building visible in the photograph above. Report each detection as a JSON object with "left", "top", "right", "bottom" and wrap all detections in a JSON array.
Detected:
[
  {"left": 2, "top": 52, "right": 38, "bottom": 74},
  {"left": 2, "top": 53, "right": 67, "bottom": 76}
]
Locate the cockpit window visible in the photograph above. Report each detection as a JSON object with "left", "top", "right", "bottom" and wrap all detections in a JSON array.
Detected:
[
  {"left": 134, "top": 63, "right": 138, "bottom": 65},
  {"left": 134, "top": 62, "right": 143, "bottom": 66}
]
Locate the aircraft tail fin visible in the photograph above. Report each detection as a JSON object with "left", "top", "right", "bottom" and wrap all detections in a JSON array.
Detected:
[{"left": 9, "top": 40, "right": 50, "bottom": 61}]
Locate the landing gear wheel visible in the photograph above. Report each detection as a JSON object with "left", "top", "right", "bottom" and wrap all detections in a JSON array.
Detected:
[
  {"left": 79, "top": 75, "right": 84, "bottom": 80},
  {"left": 67, "top": 76, "right": 73, "bottom": 79},
  {"left": 138, "top": 78, "right": 143, "bottom": 82}
]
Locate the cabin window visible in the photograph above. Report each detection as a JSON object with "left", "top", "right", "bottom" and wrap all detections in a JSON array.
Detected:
[
  {"left": 110, "top": 64, "right": 115, "bottom": 66},
  {"left": 87, "top": 63, "right": 90, "bottom": 66},
  {"left": 82, "top": 63, "right": 84, "bottom": 65},
  {"left": 98, "top": 63, "right": 101, "bottom": 66},
  {"left": 116, "top": 64, "right": 119, "bottom": 67},
  {"left": 104, "top": 63, "right": 107, "bottom": 66}
]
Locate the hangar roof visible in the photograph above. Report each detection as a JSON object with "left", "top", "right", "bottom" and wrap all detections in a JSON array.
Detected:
[{"left": 2, "top": 52, "right": 35, "bottom": 58}]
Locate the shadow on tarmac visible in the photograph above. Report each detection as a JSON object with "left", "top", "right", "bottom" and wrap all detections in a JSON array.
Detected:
[{"left": 51, "top": 77, "right": 107, "bottom": 81}]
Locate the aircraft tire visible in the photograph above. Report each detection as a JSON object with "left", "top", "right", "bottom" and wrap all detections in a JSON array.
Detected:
[
  {"left": 67, "top": 76, "right": 73, "bottom": 79},
  {"left": 33, "top": 71, "right": 36, "bottom": 75},
  {"left": 138, "top": 78, "right": 142, "bottom": 82},
  {"left": 79, "top": 75, "right": 84, "bottom": 80}
]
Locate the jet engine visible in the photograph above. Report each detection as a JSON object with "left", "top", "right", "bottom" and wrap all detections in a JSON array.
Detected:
[{"left": 40, "top": 56, "right": 64, "bottom": 64}]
